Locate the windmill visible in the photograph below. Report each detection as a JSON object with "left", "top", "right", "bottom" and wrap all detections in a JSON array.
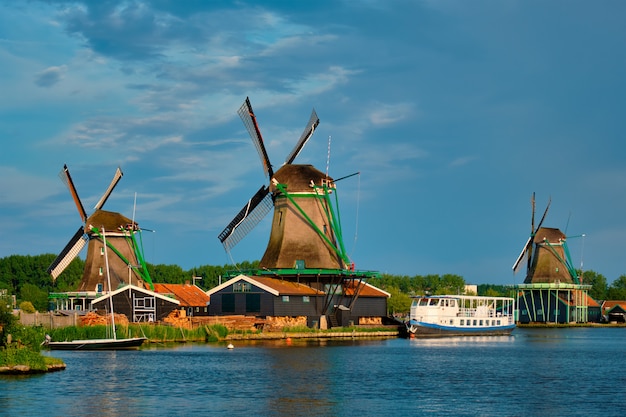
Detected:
[
  {"left": 218, "top": 97, "right": 352, "bottom": 271},
  {"left": 47, "top": 164, "right": 153, "bottom": 292},
  {"left": 512, "top": 193, "right": 578, "bottom": 284}
]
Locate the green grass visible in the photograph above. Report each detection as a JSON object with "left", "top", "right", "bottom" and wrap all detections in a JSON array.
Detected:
[
  {"left": 47, "top": 323, "right": 231, "bottom": 343},
  {"left": 0, "top": 344, "right": 48, "bottom": 371}
]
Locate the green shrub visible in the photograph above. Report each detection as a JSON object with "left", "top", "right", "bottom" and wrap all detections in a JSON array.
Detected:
[{"left": 19, "top": 301, "right": 36, "bottom": 314}]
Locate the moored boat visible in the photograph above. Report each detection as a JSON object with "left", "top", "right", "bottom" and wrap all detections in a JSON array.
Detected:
[
  {"left": 405, "top": 294, "right": 515, "bottom": 337},
  {"left": 44, "top": 336, "right": 146, "bottom": 350}
]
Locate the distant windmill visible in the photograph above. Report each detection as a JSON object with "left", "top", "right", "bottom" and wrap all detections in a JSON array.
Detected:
[
  {"left": 512, "top": 193, "right": 578, "bottom": 284},
  {"left": 218, "top": 97, "right": 352, "bottom": 271},
  {"left": 47, "top": 165, "right": 153, "bottom": 292}
]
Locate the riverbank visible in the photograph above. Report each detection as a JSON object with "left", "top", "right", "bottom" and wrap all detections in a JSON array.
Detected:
[{"left": 225, "top": 330, "right": 400, "bottom": 340}]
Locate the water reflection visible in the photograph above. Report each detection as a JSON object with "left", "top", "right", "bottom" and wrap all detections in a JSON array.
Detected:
[{"left": 3, "top": 329, "right": 626, "bottom": 416}]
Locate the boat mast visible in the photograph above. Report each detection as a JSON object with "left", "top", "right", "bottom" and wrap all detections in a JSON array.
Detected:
[{"left": 102, "top": 227, "right": 117, "bottom": 340}]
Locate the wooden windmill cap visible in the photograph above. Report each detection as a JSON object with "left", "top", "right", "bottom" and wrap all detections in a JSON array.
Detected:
[
  {"left": 271, "top": 164, "right": 333, "bottom": 193},
  {"left": 533, "top": 227, "right": 566, "bottom": 244},
  {"left": 86, "top": 210, "right": 134, "bottom": 232}
]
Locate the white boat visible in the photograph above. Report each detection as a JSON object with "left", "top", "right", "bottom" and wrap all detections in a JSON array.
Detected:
[
  {"left": 44, "top": 227, "right": 146, "bottom": 350},
  {"left": 405, "top": 295, "right": 515, "bottom": 337}
]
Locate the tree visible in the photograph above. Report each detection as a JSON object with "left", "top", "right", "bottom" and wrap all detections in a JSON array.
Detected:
[
  {"left": 607, "top": 275, "right": 626, "bottom": 300},
  {"left": 0, "top": 292, "right": 18, "bottom": 347},
  {"left": 581, "top": 270, "right": 607, "bottom": 300},
  {"left": 20, "top": 283, "right": 49, "bottom": 312},
  {"left": 385, "top": 286, "right": 412, "bottom": 316}
]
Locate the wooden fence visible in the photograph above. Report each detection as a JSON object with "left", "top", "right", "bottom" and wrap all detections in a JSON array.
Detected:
[{"left": 19, "top": 312, "right": 80, "bottom": 329}]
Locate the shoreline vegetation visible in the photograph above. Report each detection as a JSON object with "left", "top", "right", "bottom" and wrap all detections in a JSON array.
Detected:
[
  {"left": 1, "top": 323, "right": 401, "bottom": 375},
  {"left": 5, "top": 321, "right": 626, "bottom": 375}
]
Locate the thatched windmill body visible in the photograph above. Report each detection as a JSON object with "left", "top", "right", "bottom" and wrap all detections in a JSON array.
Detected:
[
  {"left": 48, "top": 165, "right": 153, "bottom": 292},
  {"left": 218, "top": 97, "right": 351, "bottom": 272}
]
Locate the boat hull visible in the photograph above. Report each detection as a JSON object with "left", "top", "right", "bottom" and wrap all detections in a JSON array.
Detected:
[
  {"left": 46, "top": 337, "right": 147, "bottom": 350},
  {"left": 406, "top": 321, "right": 515, "bottom": 337}
]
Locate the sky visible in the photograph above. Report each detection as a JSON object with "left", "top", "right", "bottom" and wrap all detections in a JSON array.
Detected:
[{"left": 1, "top": 0, "right": 625, "bottom": 286}]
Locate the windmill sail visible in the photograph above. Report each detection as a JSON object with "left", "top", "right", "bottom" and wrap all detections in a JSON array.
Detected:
[
  {"left": 284, "top": 109, "right": 319, "bottom": 165},
  {"left": 218, "top": 185, "right": 273, "bottom": 251},
  {"left": 48, "top": 226, "right": 88, "bottom": 280},
  {"left": 238, "top": 97, "right": 273, "bottom": 179},
  {"left": 94, "top": 167, "right": 123, "bottom": 210},
  {"left": 512, "top": 236, "right": 531, "bottom": 273},
  {"left": 59, "top": 165, "right": 88, "bottom": 222}
]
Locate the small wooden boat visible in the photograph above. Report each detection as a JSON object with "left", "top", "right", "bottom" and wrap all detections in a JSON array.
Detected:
[{"left": 405, "top": 294, "right": 516, "bottom": 337}]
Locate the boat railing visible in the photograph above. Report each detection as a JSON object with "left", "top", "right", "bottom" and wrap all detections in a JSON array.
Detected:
[{"left": 458, "top": 308, "right": 497, "bottom": 318}]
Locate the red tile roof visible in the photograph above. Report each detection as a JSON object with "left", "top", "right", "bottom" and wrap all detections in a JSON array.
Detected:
[
  {"left": 602, "top": 300, "right": 626, "bottom": 313},
  {"left": 153, "top": 283, "right": 210, "bottom": 307}
]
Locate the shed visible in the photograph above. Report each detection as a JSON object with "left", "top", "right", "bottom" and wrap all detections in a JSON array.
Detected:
[
  {"left": 206, "top": 274, "right": 390, "bottom": 328},
  {"left": 92, "top": 284, "right": 180, "bottom": 322},
  {"left": 602, "top": 301, "right": 626, "bottom": 323},
  {"left": 207, "top": 274, "right": 324, "bottom": 321}
]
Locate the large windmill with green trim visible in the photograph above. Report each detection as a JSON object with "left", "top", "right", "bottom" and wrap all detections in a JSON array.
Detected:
[
  {"left": 47, "top": 164, "right": 154, "bottom": 292},
  {"left": 218, "top": 97, "right": 353, "bottom": 271}
]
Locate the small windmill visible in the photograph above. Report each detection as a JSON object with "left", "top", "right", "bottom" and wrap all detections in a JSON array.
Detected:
[
  {"left": 218, "top": 97, "right": 352, "bottom": 271},
  {"left": 48, "top": 164, "right": 153, "bottom": 292},
  {"left": 512, "top": 193, "right": 578, "bottom": 284}
]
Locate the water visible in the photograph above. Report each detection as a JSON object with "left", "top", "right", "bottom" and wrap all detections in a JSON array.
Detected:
[{"left": 2, "top": 327, "right": 626, "bottom": 416}]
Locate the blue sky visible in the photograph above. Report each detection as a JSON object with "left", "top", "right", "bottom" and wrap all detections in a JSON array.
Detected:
[{"left": 1, "top": 0, "right": 625, "bottom": 286}]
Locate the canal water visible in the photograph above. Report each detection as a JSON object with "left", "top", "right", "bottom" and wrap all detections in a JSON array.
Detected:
[{"left": 2, "top": 327, "right": 626, "bottom": 416}]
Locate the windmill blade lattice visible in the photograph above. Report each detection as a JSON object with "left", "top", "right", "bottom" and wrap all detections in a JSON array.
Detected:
[
  {"left": 238, "top": 97, "right": 273, "bottom": 179},
  {"left": 218, "top": 185, "right": 273, "bottom": 251},
  {"left": 48, "top": 226, "right": 88, "bottom": 280},
  {"left": 284, "top": 109, "right": 319, "bottom": 165}
]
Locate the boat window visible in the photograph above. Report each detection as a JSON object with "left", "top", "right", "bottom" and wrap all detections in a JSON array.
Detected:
[
  {"left": 450, "top": 300, "right": 456, "bottom": 307},
  {"left": 473, "top": 320, "right": 477, "bottom": 326},
  {"left": 419, "top": 298, "right": 429, "bottom": 306},
  {"left": 429, "top": 299, "right": 439, "bottom": 306},
  {"left": 479, "top": 320, "right": 483, "bottom": 326},
  {"left": 497, "top": 320, "right": 501, "bottom": 325},
  {"left": 460, "top": 319, "right": 464, "bottom": 325}
]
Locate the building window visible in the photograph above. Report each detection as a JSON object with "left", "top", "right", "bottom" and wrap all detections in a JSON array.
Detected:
[
  {"left": 282, "top": 296, "right": 290, "bottom": 303},
  {"left": 303, "top": 296, "right": 310, "bottom": 303},
  {"left": 195, "top": 307, "right": 199, "bottom": 312},
  {"left": 233, "top": 282, "right": 251, "bottom": 293}
]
